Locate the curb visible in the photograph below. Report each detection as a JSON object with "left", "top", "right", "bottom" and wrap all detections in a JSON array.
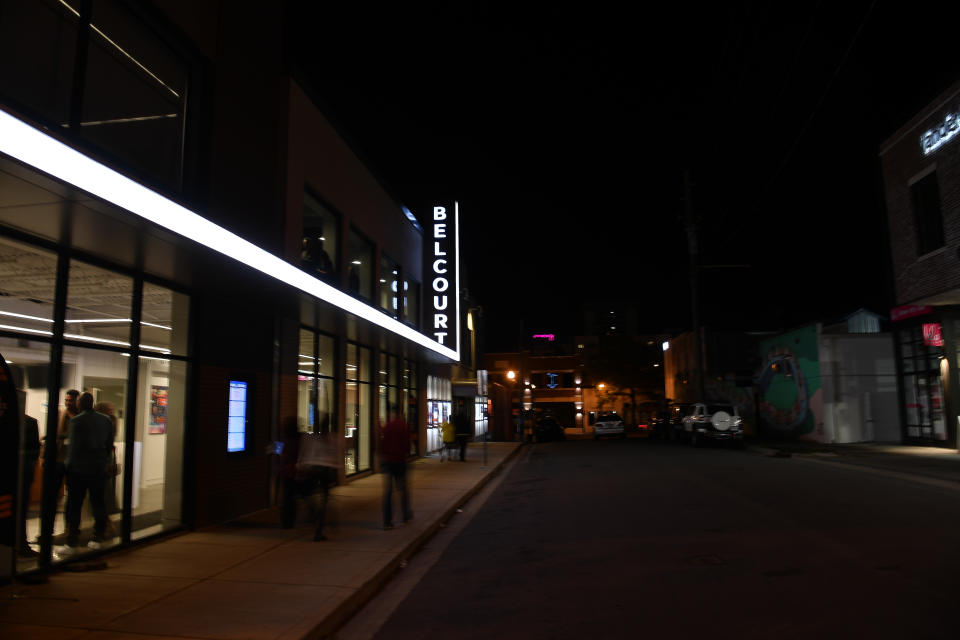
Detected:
[{"left": 305, "top": 444, "right": 525, "bottom": 639}]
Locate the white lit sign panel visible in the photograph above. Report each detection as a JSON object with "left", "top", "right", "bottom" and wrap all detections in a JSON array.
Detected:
[
  {"left": 430, "top": 203, "right": 460, "bottom": 350},
  {"left": 921, "top": 109, "right": 960, "bottom": 155}
]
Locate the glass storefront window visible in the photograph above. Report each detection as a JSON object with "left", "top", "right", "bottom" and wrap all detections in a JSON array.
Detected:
[
  {"left": 54, "top": 345, "right": 129, "bottom": 560},
  {"left": 426, "top": 374, "right": 451, "bottom": 453},
  {"left": 81, "top": 0, "right": 187, "bottom": 190},
  {"left": 302, "top": 192, "right": 338, "bottom": 283},
  {"left": 0, "top": 232, "right": 191, "bottom": 571},
  {"left": 898, "top": 324, "right": 947, "bottom": 442},
  {"left": 345, "top": 343, "right": 371, "bottom": 474},
  {"left": 67, "top": 259, "right": 133, "bottom": 349},
  {"left": 132, "top": 356, "right": 186, "bottom": 539},
  {"left": 298, "top": 329, "right": 336, "bottom": 434},
  {"left": 347, "top": 228, "right": 373, "bottom": 300}
]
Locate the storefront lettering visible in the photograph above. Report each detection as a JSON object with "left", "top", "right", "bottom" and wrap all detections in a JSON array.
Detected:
[
  {"left": 890, "top": 304, "right": 933, "bottom": 322},
  {"left": 432, "top": 206, "right": 450, "bottom": 345},
  {"left": 921, "top": 109, "right": 960, "bottom": 155}
]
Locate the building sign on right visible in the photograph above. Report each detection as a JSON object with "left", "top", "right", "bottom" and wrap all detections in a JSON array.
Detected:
[
  {"left": 923, "top": 323, "right": 944, "bottom": 347},
  {"left": 921, "top": 109, "right": 960, "bottom": 155}
]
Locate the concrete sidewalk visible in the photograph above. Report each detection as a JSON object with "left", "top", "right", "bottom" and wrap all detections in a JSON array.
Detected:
[
  {"left": 0, "top": 442, "right": 522, "bottom": 640},
  {"left": 748, "top": 438, "right": 960, "bottom": 488}
]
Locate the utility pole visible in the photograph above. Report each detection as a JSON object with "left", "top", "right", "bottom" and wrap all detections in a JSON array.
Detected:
[{"left": 682, "top": 170, "right": 705, "bottom": 401}]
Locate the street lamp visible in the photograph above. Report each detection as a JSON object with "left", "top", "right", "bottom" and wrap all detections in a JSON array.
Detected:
[{"left": 506, "top": 370, "right": 520, "bottom": 441}]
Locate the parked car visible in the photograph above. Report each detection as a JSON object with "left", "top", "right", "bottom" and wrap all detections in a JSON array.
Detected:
[
  {"left": 593, "top": 411, "right": 625, "bottom": 439},
  {"left": 535, "top": 415, "right": 566, "bottom": 442},
  {"left": 680, "top": 402, "right": 745, "bottom": 447}
]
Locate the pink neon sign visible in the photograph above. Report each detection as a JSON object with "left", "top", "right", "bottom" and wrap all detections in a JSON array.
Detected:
[
  {"left": 923, "top": 323, "right": 944, "bottom": 347},
  {"left": 532, "top": 334, "right": 555, "bottom": 342}
]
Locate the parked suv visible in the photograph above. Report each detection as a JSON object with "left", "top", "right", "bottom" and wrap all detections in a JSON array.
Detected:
[
  {"left": 680, "top": 402, "right": 745, "bottom": 447},
  {"left": 593, "top": 411, "right": 625, "bottom": 439}
]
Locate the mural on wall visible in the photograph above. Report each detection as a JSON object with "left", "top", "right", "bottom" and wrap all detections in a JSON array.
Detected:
[{"left": 757, "top": 326, "right": 824, "bottom": 440}]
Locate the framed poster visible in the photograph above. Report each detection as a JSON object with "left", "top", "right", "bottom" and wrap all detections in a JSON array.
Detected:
[{"left": 149, "top": 385, "right": 168, "bottom": 434}]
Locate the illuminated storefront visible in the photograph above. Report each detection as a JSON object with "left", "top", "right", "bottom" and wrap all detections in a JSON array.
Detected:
[
  {"left": 0, "top": 2, "right": 465, "bottom": 582},
  {"left": 881, "top": 78, "right": 960, "bottom": 448}
]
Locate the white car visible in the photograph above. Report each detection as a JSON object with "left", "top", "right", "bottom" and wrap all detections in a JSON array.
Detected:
[
  {"left": 593, "top": 412, "right": 625, "bottom": 439},
  {"left": 681, "top": 403, "right": 745, "bottom": 447}
]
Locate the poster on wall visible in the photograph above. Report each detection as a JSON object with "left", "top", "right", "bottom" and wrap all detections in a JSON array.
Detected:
[{"left": 149, "top": 385, "right": 168, "bottom": 434}]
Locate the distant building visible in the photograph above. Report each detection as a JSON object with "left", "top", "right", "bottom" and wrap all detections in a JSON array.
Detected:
[{"left": 880, "top": 80, "right": 960, "bottom": 447}]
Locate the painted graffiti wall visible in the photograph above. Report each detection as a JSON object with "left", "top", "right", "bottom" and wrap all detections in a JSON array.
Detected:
[{"left": 757, "top": 325, "right": 825, "bottom": 441}]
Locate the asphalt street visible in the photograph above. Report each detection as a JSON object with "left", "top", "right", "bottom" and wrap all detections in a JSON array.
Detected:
[{"left": 342, "top": 438, "right": 960, "bottom": 640}]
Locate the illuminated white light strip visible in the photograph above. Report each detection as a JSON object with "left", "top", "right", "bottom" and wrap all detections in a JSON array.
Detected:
[
  {"left": 0, "top": 311, "right": 172, "bottom": 331},
  {"left": 74, "top": 114, "right": 178, "bottom": 127},
  {"left": 0, "top": 323, "right": 52, "bottom": 336},
  {"left": 66, "top": 318, "right": 131, "bottom": 324},
  {"left": 0, "top": 310, "right": 51, "bottom": 323},
  {"left": 1, "top": 321, "right": 171, "bottom": 353},
  {"left": 0, "top": 110, "right": 458, "bottom": 361},
  {"left": 122, "top": 353, "right": 171, "bottom": 362},
  {"left": 142, "top": 321, "right": 173, "bottom": 331}
]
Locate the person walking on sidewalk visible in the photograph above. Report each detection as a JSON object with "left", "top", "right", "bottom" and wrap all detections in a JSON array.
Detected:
[
  {"left": 453, "top": 400, "right": 472, "bottom": 462},
  {"left": 62, "top": 392, "right": 113, "bottom": 551},
  {"left": 380, "top": 405, "right": 412, "bottom": 529},
  {"left": 440, "top": 417, "right": 455, "bottom": 462},
  {"left": 274, "top": 416, "right": 337, "bottom": 541}
]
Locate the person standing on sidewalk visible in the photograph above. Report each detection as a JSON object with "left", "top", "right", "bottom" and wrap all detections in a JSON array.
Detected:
[
  {"left": 62, "top": 392, "right": 113, "bottom": 551},
  {"left": 380, "top": 405, "right": 412, "bottom": 529},
  {"left": 453, "top": 400, "right": 472, "bottom": 462}
]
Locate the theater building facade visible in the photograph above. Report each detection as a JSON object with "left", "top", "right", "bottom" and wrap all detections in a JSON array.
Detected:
[{"left": 0, "top": 1, "right": 467, "bottom": 580}]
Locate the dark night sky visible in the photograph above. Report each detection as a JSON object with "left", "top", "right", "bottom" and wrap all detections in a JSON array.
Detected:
[{"left": 289, "top": 2, "right": 958, "bottom": 351}]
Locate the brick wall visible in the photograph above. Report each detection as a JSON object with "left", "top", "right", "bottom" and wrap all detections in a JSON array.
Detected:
[{"left": 881, "top": 81, "right": 960, "bottom": 305}]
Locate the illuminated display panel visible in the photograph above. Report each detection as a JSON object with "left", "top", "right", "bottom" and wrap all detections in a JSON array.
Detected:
[{"left": 227, "top": 380, "right": 248, "bottom": 452}]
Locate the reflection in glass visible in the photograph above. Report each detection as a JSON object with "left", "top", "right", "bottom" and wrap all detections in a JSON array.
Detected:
[
  {"left": 2, "top": 337, "right": 50, "bottom": 576},
  {"left": 302, "top": 192, "right": 338, "bottom": 283},
  {"left": 81, "top": 0, "right": 187, "bottom": 190},
  {"left": 403, "top": 277, "right": 419, "bottom": 327}
]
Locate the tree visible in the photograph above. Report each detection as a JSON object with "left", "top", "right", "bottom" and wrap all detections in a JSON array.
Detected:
[{"left": 587, "top": 335, "right": 665, "bottom": 426}]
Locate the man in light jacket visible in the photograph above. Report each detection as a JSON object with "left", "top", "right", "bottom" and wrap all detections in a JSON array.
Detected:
[{"left": 63, "top": 392, "right": 114, "bottom": 551}]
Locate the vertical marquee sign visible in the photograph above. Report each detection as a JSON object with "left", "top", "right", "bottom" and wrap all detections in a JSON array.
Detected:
[{"left": 428, "top": 202, "right": 460, "bottom": 356}]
